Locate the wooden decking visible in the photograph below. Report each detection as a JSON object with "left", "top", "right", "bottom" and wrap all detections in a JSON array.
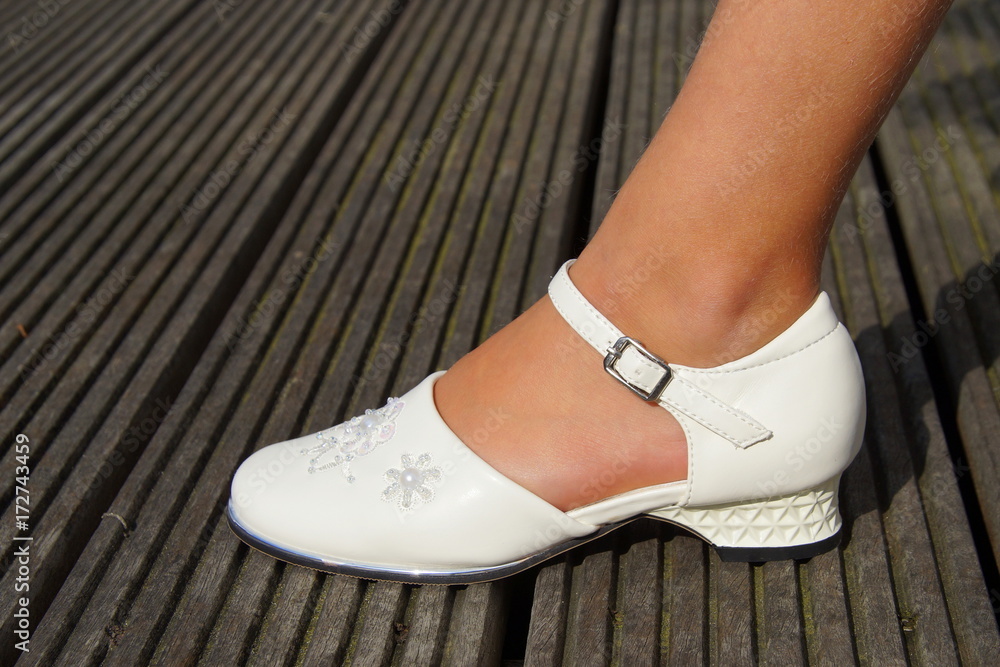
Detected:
[{"left": 1, "top": 0, "right": 999, "bottom": 664}]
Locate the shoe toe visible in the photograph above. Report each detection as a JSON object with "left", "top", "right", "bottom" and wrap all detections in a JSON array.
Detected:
[{"left": 228, "top": 372, "right": 595, "bottom": 575}]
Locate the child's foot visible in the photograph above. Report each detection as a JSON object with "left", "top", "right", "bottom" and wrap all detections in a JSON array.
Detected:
[{"left": 434, "top": 292, "right": 689, "bottom": 512}]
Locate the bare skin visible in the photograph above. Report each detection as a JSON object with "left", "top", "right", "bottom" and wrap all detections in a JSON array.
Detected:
[{"left": 435, "top": 0, "right": 953, "bottom": 511}]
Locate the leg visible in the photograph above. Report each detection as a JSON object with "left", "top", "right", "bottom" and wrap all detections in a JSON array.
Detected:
[{"left": 435, "top": 0, "right": 952, "bottom": 510}]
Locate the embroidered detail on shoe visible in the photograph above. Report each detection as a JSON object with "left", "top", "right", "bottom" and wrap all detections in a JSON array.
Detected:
[
  {"left": 381, "top": 453, "right": 442, "bottom": 512},
  {"left": 301, "top": 397, "right": 404, "bottom": 482}
]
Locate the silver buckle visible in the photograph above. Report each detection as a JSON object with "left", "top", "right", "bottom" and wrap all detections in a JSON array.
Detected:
[{"left": 603, "top": 336, "right": 672, "bottom": 402}]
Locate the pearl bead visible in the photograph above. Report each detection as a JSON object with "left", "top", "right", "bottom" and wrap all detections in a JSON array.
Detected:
[
  {"left": 362, "top": 415, "right": 380, "bottom": 429},
  {"left": 400, "top": 468, "right": 422, "bottom": 489}
]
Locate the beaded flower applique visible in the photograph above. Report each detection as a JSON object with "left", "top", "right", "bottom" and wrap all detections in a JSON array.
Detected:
[
  {"left": 301, "top": 397, "right": 404, "bottom": 482},
  {"left": 382, "top": 453, "right": 443, "bottom": 512}
]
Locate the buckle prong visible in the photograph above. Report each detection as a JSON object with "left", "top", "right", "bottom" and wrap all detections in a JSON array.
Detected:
[{"left": 603, "top": 336, "right": 672, "bottom": 402}]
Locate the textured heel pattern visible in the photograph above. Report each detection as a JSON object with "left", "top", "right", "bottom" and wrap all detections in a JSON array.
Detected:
[{"left": 647, "top": 477, "right": 842, "bottom": 562}]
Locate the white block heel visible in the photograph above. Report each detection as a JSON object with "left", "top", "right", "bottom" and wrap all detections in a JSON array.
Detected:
[{"left": 647, "top": 476, "right": 843, "bottom": 562}]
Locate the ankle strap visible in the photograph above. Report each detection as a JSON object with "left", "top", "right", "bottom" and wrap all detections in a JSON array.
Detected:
[{"left": 547, "top": 260, "right": 771, "bottom": 449}]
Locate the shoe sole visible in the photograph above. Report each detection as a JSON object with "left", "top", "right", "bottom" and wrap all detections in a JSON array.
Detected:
[{"left": 226, "top": 502, "right": 841, "bottom": 585}]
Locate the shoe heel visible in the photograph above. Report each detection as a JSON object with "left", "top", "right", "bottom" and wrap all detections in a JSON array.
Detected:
[{"left": 647, "top": 476, "right": 843, "bottom": 562}]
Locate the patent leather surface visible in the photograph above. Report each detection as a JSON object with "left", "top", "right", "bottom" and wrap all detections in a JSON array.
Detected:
[{"left": 228, "top": 260, "right": 866, "bottom": 579}]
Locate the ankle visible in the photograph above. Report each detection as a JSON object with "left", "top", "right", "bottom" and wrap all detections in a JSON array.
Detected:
[{"left": 568, "top": 252, "right": 819, "bottom": 368}]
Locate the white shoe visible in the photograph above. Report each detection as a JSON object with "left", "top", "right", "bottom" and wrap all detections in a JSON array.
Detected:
[{"left": 227, "top": 260, "right": 866, "bottom": 584}]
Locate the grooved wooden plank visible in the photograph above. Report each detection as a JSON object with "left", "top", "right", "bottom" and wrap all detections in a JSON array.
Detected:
[
  {"left": 709, "top": 557, "right": 754, "bottom": 664},
  {"left": 432, "top": 1, "right": 562, "bottom": 366},
  {"left": 299, "top": 576, "right": 366, "bottom": 664},
  {"left": 520, "top": 0, "right": 616, "bottom": 302},
  {"left": 876, "top": 55, "right": 1000, "bottom": 567},
  {"left": 0, "top": 0, "right": 294, "bottom": 418},
  {"left": 395, "top": 586, "right": 453, "bottom": 665},
  {"left": 5, "top": 2, "right": 1000, "bottom": 665},
  {"left": 0, "top": 0, "right": 202, "bottom": 185},
  {"left": 195, "top": 549, "right": 285, "bottom": 667},
  {"left": 197, "top": 0, "right": 501, "bottom": 658},
  {"left": 852, "top": 159, "right": 1000, "bottom": 662},
  {"left": 525, "top": 562, "right": 572, "bottom": 665},
  {"left": 798, "top": 550, "right": 855, "bottom": 665},
  {"left": 0, "top": 0, "right": 335, "bottom": 565},
  {"left": 834, "top": 174, "right": 963, "bottom": 665},
  {"left": 651, "top": 0, "right": 678, "bottom": 143},
  {"left": 4, "top": 0, "right": 401, "bottom": 663},
  {"left": 25, "top": 0, "right": 613, "bottom": 663},
  {"left": 562, "top": 540, "right": 617, "bottom": 665},
  {"left": 0, "top": 0, "right": 242, "bottom": 316},
  {"left": 756, "top": 561, "right": 806, "bottom": 666},
  {"left": 390, "top": 0, "right": 541, "bottom": 385},
  {"left": 1, "top": 0, "right": 344, "bottom": 654},
  {"left": 12, "top": 0, "right": 356, "bottom": 646},
  {"left": 246, "top": 567, "right": 324, "bottom": 667},
  {"left": 614, "top": 523, "right": 663, "bottom": 666},
  {"left": 589, "top": 0, "right": 634, "bottom": 233},
  {"left": 0, "top": 0, "right": 127, "bottom": 95},
  {"left": 662, "top": 535, "right": 707, "bottom": 664},
  {"left": 88, "top": 2, "right": 453, "bottom": 663},
  {"left": 944, "top": 11, "right": 1000, "bottom": 251},
  {"left": 620, "top": 0, "right": 654, "bottom": 183},
  {"left": 824, "top": 249, "right": 910, "bottom": 667},
  {"left": 346, "top": 582, "right": 411, "bottom": 666},
  {"left": 458, "top": 0, "right": 585, "bottom": 333},
  {"left": 441, "top": 584, "right": 508, "bottom": 666}
]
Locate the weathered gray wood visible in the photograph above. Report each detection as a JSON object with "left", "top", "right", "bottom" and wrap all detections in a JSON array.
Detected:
[
  {"left": 662, "top": 535, "right": 707, "bottom": 664},
  {"left": 709, "top": 556, "right": 755, "bottom": 664},
  {"left": 562, "top": 541, "right": 617, "bottom": 665},
  {"left": 0, "top": 0, "right": 243, "bottom": 327},
  {"left": 520, "top": 0, "right": 616, "bottom": 303},
  {"left": 299, "top": 576, "right": 366, "bottom": 665},
  {"left": 394, "top": 0, "right": 550, "bottom": 387},
  {"left": 11, "top": 2, "right": 402, "bottom": 664},
  {"left": 832, "top": 178, "right": 959, "bottom": 664},
  {"left": 0, "top": 0, "right": 128, "bottom": 81},
  {"left": 5, "top": 2, "right": 1000, "bottom": 665},
  {"left": 615, "top": 522, "right": 664, "bottom": 666},
  {"left": 0, "top": 0, "right": 203, "bottom": 188},
  {"left": 525, "top": 562, "right": 572, "bottom": 665},
  {"left": 851, "top": 158, "right": 1000, "bottom": 662},
  {"left": 878, "top": 84, "right": 1000, "bottom": 568},
  {"left": 824, "top": 246, "right": 911, "bottom": 667},
  {"left": 589, "top": 0, "right": 634, "bottom": 234},
  {"left": 0, "top": 0, "right": 131, "bottom": 103},
  {"left": 27, "top": 0, "right": 608, "bottom": 655},
  {"left": 344, "top": 582, "right": 410, "bottom": 666},
  {"left": 442, "top": 584, "right": 509, "bottom": 666},
  {"left": 213, "top": 0, "right": 511, "bottom": 659},
  {"left": 2, "top": 0, "right": 343, "bottom": 655},
  {"left": 106, "top": 0, "right": 462, "bottom": 663},
  {"left": 756, "top": 560, "right": 806, "bottom": 666},
  {"left": 394, "top": 585, "right": 454, "bottom": 666},
  {"left": 799, "top": 550, "right": 856, "bottom": 665},
  {"left": 0, "top": 0, "right": 297, "bottom": 429}
]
